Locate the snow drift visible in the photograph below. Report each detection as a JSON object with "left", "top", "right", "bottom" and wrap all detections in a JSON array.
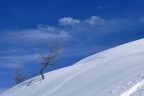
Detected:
[{"left": 1, "top": 38, "right": 144, "bottom": 96}]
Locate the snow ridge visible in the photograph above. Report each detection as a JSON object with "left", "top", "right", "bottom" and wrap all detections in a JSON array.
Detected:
[{"left": 1, "top": 38, "right": 144, "bottom": 96}]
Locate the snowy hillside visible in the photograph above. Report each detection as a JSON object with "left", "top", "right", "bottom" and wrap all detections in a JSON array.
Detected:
[{"left": 1, "top": 38, "right": 144, "bottom": 96}]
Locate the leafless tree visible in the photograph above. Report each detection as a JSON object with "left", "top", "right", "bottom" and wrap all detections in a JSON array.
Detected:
[
  {"left": 39, "top": 47, "right": 62, "bottom": 79},
  {"left": 13, "top": 67, "right": 29, "bottom": 84}
]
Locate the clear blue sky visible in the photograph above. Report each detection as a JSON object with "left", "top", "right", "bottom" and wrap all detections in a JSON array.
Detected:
[{"left": 0, "top": 0, "right": 144, "bottom": 92}]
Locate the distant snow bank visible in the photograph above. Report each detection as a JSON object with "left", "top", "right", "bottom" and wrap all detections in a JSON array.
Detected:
[{"left": 76, "top": 38, "right": 144, "bottom": 65}]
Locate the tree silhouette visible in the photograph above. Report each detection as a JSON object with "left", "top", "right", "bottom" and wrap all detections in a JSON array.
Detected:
[
  {"left": 39, "top": 47, "right": 62, "bottom": 79},
  {"left": 13, "top": 67, "right": 28, "bottom": 84}
]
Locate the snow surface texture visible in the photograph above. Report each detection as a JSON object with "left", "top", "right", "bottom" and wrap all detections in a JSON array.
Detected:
[{"left": 1, "top": 38, "right": 144, "bottom": 96}]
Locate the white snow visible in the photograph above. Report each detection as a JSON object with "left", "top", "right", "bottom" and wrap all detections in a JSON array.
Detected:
[
  {"left": 1, "top": 38, "right": 144, "bottom": 96},
  {"left": 120, "top": 80, "right": 144, "bottom": 96}
]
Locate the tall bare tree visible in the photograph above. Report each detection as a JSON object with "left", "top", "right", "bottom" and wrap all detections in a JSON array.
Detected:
[{"left": 39, "top": 47, "right": 62, "bottom": 79}]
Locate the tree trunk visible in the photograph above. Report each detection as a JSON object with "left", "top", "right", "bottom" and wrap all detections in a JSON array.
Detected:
[
  {"left": 40, "top": 68, "right": 45, "bottom": 79},
  {"left": 40, "top": 62, "right": 49, "bottom": 79}
]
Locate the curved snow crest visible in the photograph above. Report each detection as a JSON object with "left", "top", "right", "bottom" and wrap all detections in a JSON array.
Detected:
[
  {"left": 120, "top": 80, "right": 144, "bottom": 96},
  {"left": 76, "top": 38, "right": 144, "bottom": 64}
]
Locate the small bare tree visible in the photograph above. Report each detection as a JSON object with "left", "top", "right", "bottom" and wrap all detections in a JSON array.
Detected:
[
  {"left": 13, "top": 67, "right": 29, "bottom": 84},
  {"left": 39, "top": 47, "right": 62, "bottom": 79}
]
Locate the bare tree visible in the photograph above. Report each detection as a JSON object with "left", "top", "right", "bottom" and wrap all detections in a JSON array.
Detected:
[
  {"left": 13, "top": 67, "right": 29, "bottom": 84},
  {"left": 39, "top": 47, "right": 62, "bottom": 79}
]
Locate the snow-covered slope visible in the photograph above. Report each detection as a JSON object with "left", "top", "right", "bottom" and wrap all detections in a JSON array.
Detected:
[{"left": 1, "top": 38, "right": 144, "bottom": 96}]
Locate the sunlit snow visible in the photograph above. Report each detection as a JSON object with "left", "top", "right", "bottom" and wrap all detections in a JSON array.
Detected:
[{"left": 1, "top": 38, "right": 144, "bottom": 96}]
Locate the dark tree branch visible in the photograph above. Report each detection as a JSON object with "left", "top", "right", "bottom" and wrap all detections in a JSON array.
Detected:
[{"left": 39, "top": 47, "right": 62, "bottom": 79}]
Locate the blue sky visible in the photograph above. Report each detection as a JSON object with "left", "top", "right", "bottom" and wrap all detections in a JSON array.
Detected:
[{"left": 0, "top": 0, "right": 144, "bottom": 92}]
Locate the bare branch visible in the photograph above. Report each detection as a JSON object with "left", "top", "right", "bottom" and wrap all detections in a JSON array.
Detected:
[
  {"left": 39, "top": 47, "right": 62, "bottom": 79},
  {"left": 13, "top": 67, "right": 29, "bottom": 84}
]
